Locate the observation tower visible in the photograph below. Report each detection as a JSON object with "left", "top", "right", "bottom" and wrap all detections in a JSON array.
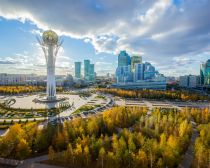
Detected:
[{"left": 37, "top": 30, "right": 63, "bottom": 101}]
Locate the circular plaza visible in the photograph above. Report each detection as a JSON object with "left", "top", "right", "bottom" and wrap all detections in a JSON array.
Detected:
[{"left": 1, "top": 94, "right": 81, "bottom": 109}]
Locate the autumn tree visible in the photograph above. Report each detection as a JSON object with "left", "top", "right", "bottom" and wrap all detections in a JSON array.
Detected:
[
  {"left": 48, "top": 146, "right": 55, "bottom": 161},
  {"left": 99, "top": 147, "right": 106, "bottom": 168}
]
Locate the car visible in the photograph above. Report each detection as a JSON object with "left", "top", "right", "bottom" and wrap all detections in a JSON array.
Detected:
[
  {"left": 83, "top": 111, "right": 88, "bottom": 115},
  {"left": 65, "top": 116, "right": 69, "bottom": 120}
]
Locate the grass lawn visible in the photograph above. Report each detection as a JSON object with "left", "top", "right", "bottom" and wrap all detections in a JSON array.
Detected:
[
  {"left": 73, "top": 105, "right": 95, "bottom": 114},
  {"left": 72, "top": 105, "right": 101, "bottom": 114}
]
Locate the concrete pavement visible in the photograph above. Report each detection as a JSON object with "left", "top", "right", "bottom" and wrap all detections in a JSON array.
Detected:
[{"left": 0, "top": 94, "right": 97, "bottom": 124}]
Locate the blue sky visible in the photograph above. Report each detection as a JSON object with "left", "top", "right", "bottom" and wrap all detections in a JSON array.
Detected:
[
  {"left": 0, "top": 0, "right": 210, "bottom": 77},
  {"left": 0, "top": 18, "right": 116, "bottom": 76}
]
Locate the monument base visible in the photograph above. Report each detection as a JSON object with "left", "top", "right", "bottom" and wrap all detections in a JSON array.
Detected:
[{"left": 33, "top": 95, "right": 68, "bottom": 104}]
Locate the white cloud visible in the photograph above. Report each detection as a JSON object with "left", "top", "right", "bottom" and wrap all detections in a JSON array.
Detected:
[
  {"left": 0, "top": 0, "right": 210, "bottom": 76},
  {"left": 30, "top": 29, "right": 42, "bottom": 36},
  {"left": 0, "top": 44, "right": 74, "bottom": 75}
]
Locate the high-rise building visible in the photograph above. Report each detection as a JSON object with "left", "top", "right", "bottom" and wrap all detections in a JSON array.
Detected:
[
  {"left": 115, "top": 51, "right": 166, "bottom": 90},
  {"left": 116, "top": 51, "right": 131, "bottom": 83},
  {"left": 144, "top": 62, "right": 156, "bottom": 80},
  {"left": 200, "top": 63, "right": 205, "bottom": 85},
  {"left": 89, "top": 64, "right": 95, "bottom": 81},
  {"left": 122, "top": 65, "right": 133, "bottom": 83},
  {"left": 200, "top": 59, "right": 210, "bottom": 85},
  {"left": 116, "top": 66, "right": 124, "bottom": 83},
  {"left": 75, "top": 62, "right": 81, "bottom": 78},
  {"left": 116, "top": 65, "right": 133, "bottom": 83},
  {"left": 118, "top": 50, "right": 131, "bottom": 67},
  {"left": 84, "top": 59, "right": 90, "bottom": 81},
  {"left": 204, "top": 60, "right": 210, "bottom": 85},
  {"left": 84, "top": 59, "right": 95, "bottom": 82},
  {"left": 134, "top": 63, "right": 144, "bottom": 82},
  {"left": 131, "top": 56, "right": 142, "bottom": 70}
]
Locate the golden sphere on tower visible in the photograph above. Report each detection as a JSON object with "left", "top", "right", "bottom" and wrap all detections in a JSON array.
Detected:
[{"left": 42, "top": 30, "right": 58, "bottom": 45}]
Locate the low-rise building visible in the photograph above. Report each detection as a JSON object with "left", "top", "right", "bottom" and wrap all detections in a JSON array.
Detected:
[
  {"left": 179, "top": 75, "right": 189, "bottom": 87},
  {"left": 179, "top": 75, "right": 200, "bottom": 88},
  {"left": 188, "top": 75, "right": 200, "bottom": 88},
  {"left": 0, "top": 73, "right": 27, "bottom": 85}
]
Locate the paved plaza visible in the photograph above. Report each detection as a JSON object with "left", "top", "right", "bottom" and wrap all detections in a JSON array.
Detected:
[{"left": 0, "top": 94, "right": 86, "bottom": 109}]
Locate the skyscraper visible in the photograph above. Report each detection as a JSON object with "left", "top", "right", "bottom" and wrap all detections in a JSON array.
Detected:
[
  {"left": 116, "top": 51, "right": 131, "bottom": 83},
  {"left": 114, "top": 51, "right": 166, "bottom": 90},
  {"left": 131, "top": 56, "right": 142, "bottom": 70},
  {"left": 122, "top": 65, "right": 133, "bottom": 83},
  {"left": 75, "top": 62, "right": 81, "bottom": 78},
  {"left": 200, "top": 63, "right": 205, "bottom": 85},
  {"left": 84, "top": 59, "right": 95, "bottom": 81},
  {"left": 118, "top": 50, "right": 131, "bottom": 67},
  {"left": 205, "top": 60, "right": 210, "bottom": 85},
  {"left": 134, "top": 63, "right": 144, "bottom": 82},
  {"left": 89, "top": 64, "right": 95, "bottom": 81},
  {"left": 200, "top": 59, "right": 210, "bottom": 85},
  {"left": 144, "top": 62, "right": 156, "bottom": 80},
  {"left": 116, "top": 66, "right": 124, "bottom": 83},
  {"left": 84, "top": 59, "right": 90, "bottom": 81}
]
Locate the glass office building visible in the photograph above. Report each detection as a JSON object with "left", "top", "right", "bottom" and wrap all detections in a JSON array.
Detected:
[
  {"left": 200, "top": 59, "right": 210, "bottom": 85},
  {"left": 134, "top": 63, "right": 144, "bottom": 81},
  {"left": 205, "top": 60, "right": 210, "bottom": 85},
  {"left": 115, "top": 51, "right": 166, "bottom": 90},
  {"left": 131, "top": 56, "right": 142, "bottom": 71},
  {"left": 84, "top": 59, "right": 90, "bottom": 81},
  {"left": 116, "top": 65, "right": 133, "bottom": 83},
  {"left": 74, "top": 62, "right": 81, "bottom": 78},
  {"left": 118, "top": 50, "right": 131, "bottom": 67},
  {"left": 144, "top": 62, "right": 156, "bottom": 80},
  {"left": 89, "top": 64, "right": 95, "bottom": 81},
  {"left": 84, "top": 59, "right": 95, "bottom": 82}
]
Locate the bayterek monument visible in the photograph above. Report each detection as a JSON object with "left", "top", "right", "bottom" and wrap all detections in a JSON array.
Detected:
[{"left": 37, "top": 30, "right": 63, "bottom": 101}]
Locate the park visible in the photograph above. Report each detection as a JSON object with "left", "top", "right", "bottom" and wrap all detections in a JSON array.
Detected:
[{"left": 0, "top": 87, "right": 209, "bottom": 168}]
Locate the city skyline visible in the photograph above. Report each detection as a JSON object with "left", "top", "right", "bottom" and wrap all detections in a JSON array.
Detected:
[{"left": 0, "top": 0, "right": 210, "bottom": 77}]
